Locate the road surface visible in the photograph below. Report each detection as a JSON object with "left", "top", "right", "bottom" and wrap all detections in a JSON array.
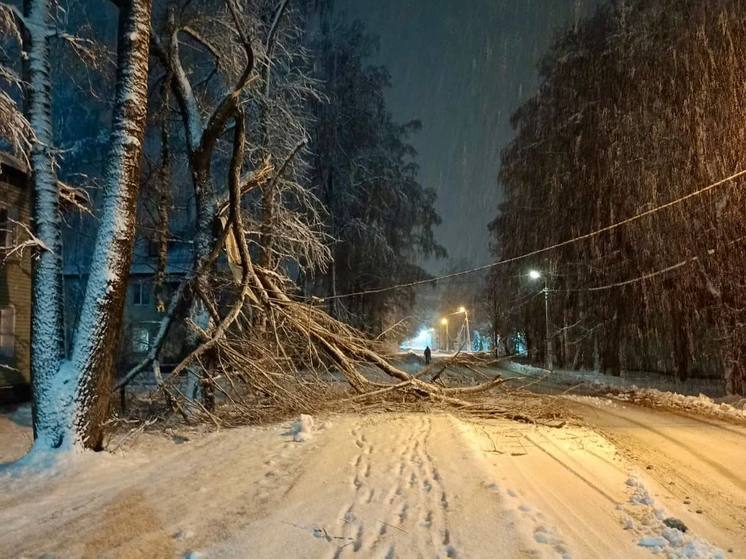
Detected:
[
  {"left": 1, "top": 403, "right": 742, "bottom": 558},
  {"left": 567, "top": 396, "right": 746, "bottom": 553}
]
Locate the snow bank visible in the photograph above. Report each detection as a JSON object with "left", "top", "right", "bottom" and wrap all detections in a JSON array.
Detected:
[
  {"left": 501, "top": 361, "right": 746, "bottom": 423},
  {"left": 614, "top": 389, "right": 746, "bottom": 423},
  {"left": 621, "top": 475, "right": 725, "bottom": 559},
  {"left": 502, "top": 361, "right": 720, "bottom": 395}
]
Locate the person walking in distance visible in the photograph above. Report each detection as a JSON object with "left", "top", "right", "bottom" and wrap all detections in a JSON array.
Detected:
[{"left": 424, "top": 345, "right": 432, "bottom": 365}]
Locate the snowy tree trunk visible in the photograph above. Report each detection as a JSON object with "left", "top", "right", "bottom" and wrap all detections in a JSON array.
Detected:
[
  {"left": 28, "top": 0, "right": 152, "bottom": 451},
  {"left": 68, "top": 0, "right": 152, "bottom": 449},
  {"left": 24, "top": 0, "right": 67, "bottom": 446}
]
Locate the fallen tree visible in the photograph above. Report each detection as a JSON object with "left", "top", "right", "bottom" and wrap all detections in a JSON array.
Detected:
[
  {"left": 109, "top": 1, "right": 557, "bottom": 436},
  {"left": 118, "top": 132, "right": 540, "bottom": 426}
]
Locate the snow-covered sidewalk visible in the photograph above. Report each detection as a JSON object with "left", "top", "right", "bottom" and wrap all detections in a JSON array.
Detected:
[{"left": 1, "top": 410, "right": 739, "bottom": 558}]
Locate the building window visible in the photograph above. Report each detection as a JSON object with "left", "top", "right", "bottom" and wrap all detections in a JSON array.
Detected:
[
  {"left": 0, "top": 306, "right": 16, "bottom": 359},
  {"left": 132, "top": 280, "right": 152, "bottom": 306},
  {"left": 0, "top": 206, "right": 18, "bottom": 251},
  {"left": 147, "top": 239, "right": 161, "bottom": 257},
  {"left": 131, "top": 326, "right": 150, "bottom": 353}
]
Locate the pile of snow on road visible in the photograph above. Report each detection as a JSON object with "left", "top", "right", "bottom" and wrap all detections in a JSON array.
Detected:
[
  {"left": 501, "top": 360, "right": 746, "bottom": 423},
  {"left": 622, "top": 475, "right": 725, "bottom": 559},
  {"left": 290, "top": 414, "right": 315, "bottom": 442}
]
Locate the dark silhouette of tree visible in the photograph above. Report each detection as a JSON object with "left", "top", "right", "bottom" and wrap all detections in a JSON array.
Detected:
[
  {"left": 489, "top": 0, "right": 746, "bottom": 394},
  {"left": 309, "top": 16, "right": 445, "bottom": 334}
]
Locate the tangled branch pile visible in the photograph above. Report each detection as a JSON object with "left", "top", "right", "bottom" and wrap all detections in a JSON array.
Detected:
[
  {"left": 98, "top": 1, "right": 554, "bottom": 431},
  {"left": 144, "top": 276, "right": 545, "bottom": 426}
]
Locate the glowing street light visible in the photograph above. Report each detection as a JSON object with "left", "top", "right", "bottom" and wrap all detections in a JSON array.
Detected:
[{"left": 529, "top": 270, "right": 552, "bottom": 370}]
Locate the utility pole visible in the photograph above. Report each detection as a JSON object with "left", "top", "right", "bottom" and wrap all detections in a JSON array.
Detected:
[
  {"left": 529, "top": 270, "right": 553, "bottom": 370},
  {"left": 441, "top": 318, "right": 449, "bottom": 352},
  {"left": 543, "top": 279, "right": 552, "bottom": 370}
]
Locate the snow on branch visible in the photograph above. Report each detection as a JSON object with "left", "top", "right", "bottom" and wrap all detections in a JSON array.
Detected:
[
  {"left": 0, "top": 2, "right": 26, "bottom": 36},
  {"left": 200, "top": 0, "right": 256, "bottom": 150},
  {"left": 55, "top": 32, "right": 106, "bottom": 70},
  {"left": 1, "top": 218, "right": 51, "bottom": 261},
  {"left": 0, "top": 91, "right": 33, "bottom": 160},
  {"left": 58, "top": 180, "right": 92, "bottom": 214},
  {"left": 0, "top": 4, "right": 33, "bottom": 160}
]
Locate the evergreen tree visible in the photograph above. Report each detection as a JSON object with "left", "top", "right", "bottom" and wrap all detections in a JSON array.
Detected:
[{"left": 309, "top": 16, "right": 445, "bottom": 334}]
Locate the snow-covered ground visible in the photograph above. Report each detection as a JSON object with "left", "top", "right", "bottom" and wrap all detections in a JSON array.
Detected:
[
  {"left": 1, "top": 404, "right": 743, "bottom": 558},
  {"left": 501, "top": 361, "right": 746, "bottom": 424},
  {"left": 500, "top": 361, "right": 728, "bottom": 396}
]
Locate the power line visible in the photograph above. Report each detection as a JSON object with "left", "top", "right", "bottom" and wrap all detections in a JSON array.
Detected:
[
  {"left": 314, "top": 168, "right": 746, "bottom": 301},
  {"left": 554, "top": 235, "right": 746, "bottom": 293},
  {"left": 496, "top": 289, "right": 545, "bottom": 317}
]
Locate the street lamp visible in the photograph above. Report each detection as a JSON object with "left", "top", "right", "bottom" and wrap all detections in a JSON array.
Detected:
[
  {"left": 457, "top": 306, "right": 472, "bottom": 352},
  {"left": 529, "top": 270, "right": 553, "bottom": 370}
]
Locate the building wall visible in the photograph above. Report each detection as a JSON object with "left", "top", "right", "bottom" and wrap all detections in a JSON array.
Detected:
[
  {"left": 120, "top": 278, "right": 188, "bottom": 374},
  {"left": 65, "top": 275, "right": 189, "bottom": 382},
  {"left": 0, "top": 157, "right": 32, "bottom": 393}
]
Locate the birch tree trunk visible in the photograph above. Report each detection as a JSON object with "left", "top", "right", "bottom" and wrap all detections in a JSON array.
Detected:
[{"left": 25, "top": 0, "right": 67, "bottom": 447}]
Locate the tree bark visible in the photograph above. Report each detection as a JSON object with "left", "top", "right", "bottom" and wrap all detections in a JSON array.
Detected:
[
  {"left": 68, "top": 0, "right": 152, "bottom": 449},
  {"left": 155, "top": 73, "right": 172, "bottom": 310},
  {"left": 24, "top": 0, "right": 67, "bottom": 447}
]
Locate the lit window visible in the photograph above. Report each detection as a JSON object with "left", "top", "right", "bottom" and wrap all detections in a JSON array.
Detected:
[
  {"left": 131, "top": 327, "right": 150, "bottom": 353},
  {"left": 0, "top": 306, "right": 16, "bottom": 358}
]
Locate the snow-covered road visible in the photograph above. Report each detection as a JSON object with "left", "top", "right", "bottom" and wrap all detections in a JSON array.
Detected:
[
  {"left": 567, "top": 397, "right": 746, "bottom": 553},
  {"left": 1, "top": 403, "right": 741, "bottom": 558}
]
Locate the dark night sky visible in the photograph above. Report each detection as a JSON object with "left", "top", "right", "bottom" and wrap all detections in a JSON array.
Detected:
[{"left": 345, "top": 0, "right": 600, "bottom": 273}]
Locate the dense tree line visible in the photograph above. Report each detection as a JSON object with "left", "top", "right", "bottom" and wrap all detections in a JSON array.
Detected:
[{"left": 489, "top": 0, "right": 746, "bottom": 394}]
